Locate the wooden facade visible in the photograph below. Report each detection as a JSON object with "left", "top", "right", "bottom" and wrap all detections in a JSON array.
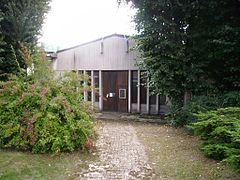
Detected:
[
  {"left": 53, "top": 34, "right": 169, "bottom": 114},
  {"left": 102, "top": 71, "right": 128, "bottom": 112}
]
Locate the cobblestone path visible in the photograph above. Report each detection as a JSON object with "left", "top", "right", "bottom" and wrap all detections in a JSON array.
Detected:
[{"left": 78, "top": 121, "right": 154, "bottom": 180}]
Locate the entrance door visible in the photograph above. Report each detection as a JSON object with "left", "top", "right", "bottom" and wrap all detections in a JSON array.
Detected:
[{"left": 102, "top": 71, "right": 128, "bottom": 112}]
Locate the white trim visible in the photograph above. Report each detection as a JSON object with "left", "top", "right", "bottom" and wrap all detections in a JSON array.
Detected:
[
  {"left": 156, "top": 94, "right": 159, "bottom": 114},
  {"left": 91, "top": 70, "right": 95, "bottom": 108},
  {"left": 119, "top": 89, "right": 127, "bottom": 99},
  {"left": 99, "top": 70, "right": 103, "bottom": 111},
  {"left": 137, "top": 70, "right": 141, "bottom": 113},
  {"left": 128, "top": 70, "right": 131, "bottom": 113}
]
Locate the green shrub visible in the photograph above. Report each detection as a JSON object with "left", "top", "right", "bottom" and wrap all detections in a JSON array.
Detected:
[
  {"left": 188, "top": 107, "right": 240, "bottom": 173},
  {"left": 220, "top": 91, "right": 240, "bottom": 107},
  {"left": 0, "top": 51, "right": 94, "bottom": 153},
  {"left": 168, "top": 107, "right": 196, "bottom": 127},
  {"left": 168, "top": 95, "right": 220, "bottom": 127},
  {"left": 168, "top": 92, "right": 240, "bottom": 127}
]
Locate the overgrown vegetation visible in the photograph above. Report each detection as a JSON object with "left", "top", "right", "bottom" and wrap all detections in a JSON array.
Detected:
[
  {"left": 0, "top": 50, "right": 95, "bottom": 153},
  {"left": 169, "top": 91, "right": 240, "bottom": 127},
  {"left": 167, "top": 92, "right": 240, "bottom": 172},
  {"left": 0, "top": 0, "right": 51, "bottom": 80},
  {"left": 188, "top": 108, "right": 240, "bottom": 173},
  {"left": 0, "top": 0, "right": 96, "bottom": 155},
  {"left": 126, "top": 0, "right": 240, "bottom": 105},
  {"left": 120, "top": 0, "right": 240, "bottom": 172}
]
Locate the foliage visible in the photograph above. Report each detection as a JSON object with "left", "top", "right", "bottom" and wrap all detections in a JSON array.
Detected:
[
  {"left": 132, "top": 0, "right": 194, "bottom": 105},
  {"left": 0, "top": 0, "right": 51, "bottom": 80},
  {"left": 168, "top": 107, "right": 195, "bottom": 127},
  {"left": 137, "top": 120, "right": 240, "bottom": 179},
  {"left": 220, "top": 91, "right": 240, "bottom": 108},
  {"left": 168, "top": 92, "right": 240, "bottom": 127},
  {"left": 187, "top": 0, "right": 240, "bottom": 92},
  {"left": 188, "top": 108, "right": 240, "bottom": 173},
  {"left": 0, "top": 50, "right": 94, "bottom": 153},
  {"left": 0, "top": 10, "right": 5, "bottom": 71},
  {"left": 125, "top": 0, "right": 240, "bottom": 105},
  {"left": 121, "top": 0, "right": 240, "bottom": 172}
]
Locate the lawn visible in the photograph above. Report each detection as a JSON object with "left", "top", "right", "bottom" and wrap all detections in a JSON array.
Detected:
[{"left": 0, "top": 149, "right": 97, "bottom": 180}]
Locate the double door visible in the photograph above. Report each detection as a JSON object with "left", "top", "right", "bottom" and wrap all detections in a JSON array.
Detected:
[{"left": 102, "top": 71, "right": 128, "bottom": 112}]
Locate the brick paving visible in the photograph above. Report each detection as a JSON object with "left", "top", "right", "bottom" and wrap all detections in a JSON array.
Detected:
[{"left": 78, "top": 120, "right": 155, "bottom": 180}]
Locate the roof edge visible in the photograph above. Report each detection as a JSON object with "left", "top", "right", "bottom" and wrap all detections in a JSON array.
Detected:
[{"left": 57, "top": 33, "right": 130, "bottom": 53}]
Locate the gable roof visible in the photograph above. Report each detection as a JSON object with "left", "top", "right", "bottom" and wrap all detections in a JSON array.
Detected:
[{"left": 57, "top": 33, "right": 130, "bottom": 53}]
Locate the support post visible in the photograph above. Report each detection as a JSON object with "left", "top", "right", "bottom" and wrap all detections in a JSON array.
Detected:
[
  {"left": 156, "top": 94, "right": 159, "bottom": 114},
  {"left": 128, "top": 70, "right": 131, "bottom": 113},
  {"left": 99, "top": 70, "right": 103, "bottom": 111},
  {"left": 91, "top": 70, "right": 95, "bottom": 108}
]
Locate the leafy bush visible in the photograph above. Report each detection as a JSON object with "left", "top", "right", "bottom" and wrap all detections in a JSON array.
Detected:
[
  {"left": 167, "top": 107, "right": 196, "bottom": 127},
  {"left": 188, "top": 108, "right": 240, "bottom": 173},
  {"left": 168, "top": 92, "right": 240, "bottom": 127},
  {"left": 168, "top": 95, "right": 220, "bottom": 127},
  {"left": 0, "top": 51, "right": 94, "bottom": 153},
  {"left": 220, "top": 92, "right": 240, "bottom": 108}
]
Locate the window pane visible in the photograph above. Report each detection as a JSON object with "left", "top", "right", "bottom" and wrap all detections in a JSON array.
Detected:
[
  {"left": 94, "top": 71, "right": 99, "bottom": 102},
  {"left": 150, "top": 94, "right": 156, "bottom": 105},
  {"left": 78, "top": 70, "right": 84, "bottom": 97},
  {"left": 86, "top": 71, "right": 91, "bottom": 101},
  {"left": 131, "top": 71, "right": 138, "bottom": 103},
  {"left": 159, "top": 95, "right": 166, "bottom": 105},
  {"left": 140, "top": 71, "right": 147, "bottom": 104}
]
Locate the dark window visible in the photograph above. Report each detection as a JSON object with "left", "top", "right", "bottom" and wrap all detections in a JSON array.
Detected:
[
  {"left": 77, "top": 70, "right": 84, "bottom": 97},
  {"left": 150, "top": 94, "right": 156, "bottom": 105},
  {"left": 94, "top": 71, "right": 99, "bottom": 102},
  {"left": 140, "top": 71, "right": 147, "bottom": 104},
  {"left": 131, "top": 71, "right": 138, "bottom": 103},
  {"left": 78, "top": 70, "right": 84, "bottom": 86},
  {"left": 159, "top": 95, "right": 166, "bottom": 105},
  {"left": 86, "top": 71, "right": 92, "bottom": 101},
  {"left": 119, "top": 89, "right": 126, "bottom": 99}
]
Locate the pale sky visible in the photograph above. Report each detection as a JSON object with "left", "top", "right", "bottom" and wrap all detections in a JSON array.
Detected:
[{"left": 39, "top": 0, "right": 136, "bottom": 51}]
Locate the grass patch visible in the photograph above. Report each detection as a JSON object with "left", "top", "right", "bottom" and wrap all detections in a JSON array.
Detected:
[
  {"left": 0, "top": 149, "right": 98, "bottom": 180},
  {"left": 135, "top": 122, "right": 239, "bottom": 179}
]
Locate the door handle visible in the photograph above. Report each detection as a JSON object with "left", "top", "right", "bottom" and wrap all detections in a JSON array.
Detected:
[{"left": 106, "top": 93, "right": 116, "bottom": 98}]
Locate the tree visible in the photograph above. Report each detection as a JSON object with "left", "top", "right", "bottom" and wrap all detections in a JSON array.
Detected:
[
  {"left": 124, "top": 0, "right": 240, "bottom": 105},
  {"left": 187, "top": 0, "right": 240, "bottom": 92},
  {"left": 131, "top": 0, "right": 197, "bottom": 105},
  {"left": 0, "top": 10, "right": 5, "bottom": 68},
  {"left": 0, "top": 0, "right": 51, "bottom": 80}
]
